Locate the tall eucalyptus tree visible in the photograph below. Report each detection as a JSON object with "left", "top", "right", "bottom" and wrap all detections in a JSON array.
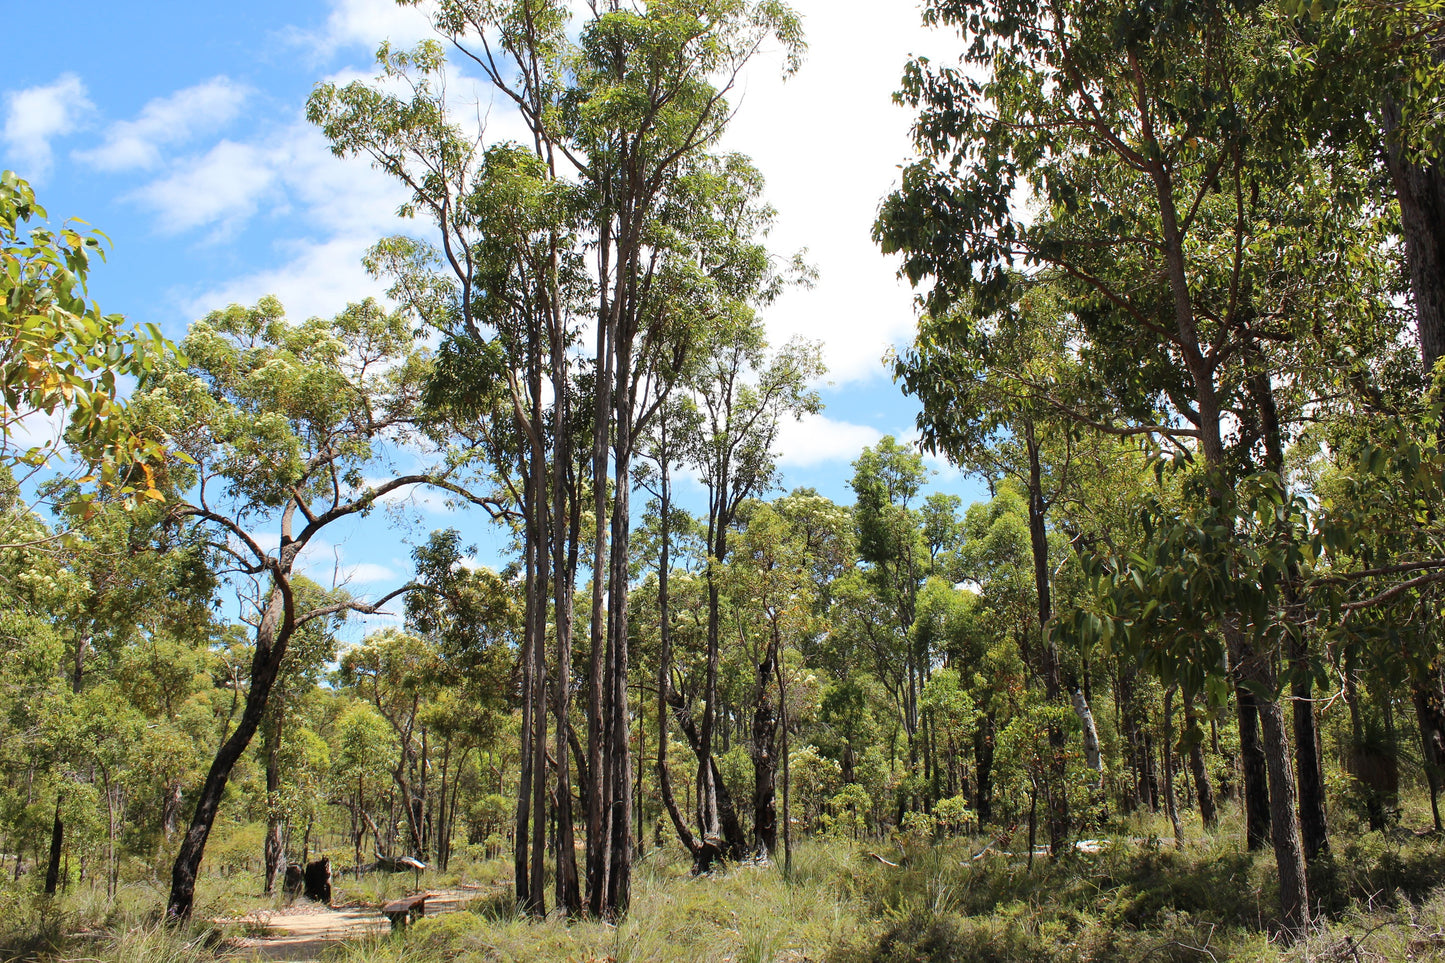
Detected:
[{"left": 311, "top": 0, "right": 804, "bottom": 918}]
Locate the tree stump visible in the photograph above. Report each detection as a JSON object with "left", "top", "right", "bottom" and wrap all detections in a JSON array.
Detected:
[
  {"left": 303, "top": 857, "right": 331, "bottom": 905},
  {"left": 282, "top": 864, "right": 304, "bottom": 900}
]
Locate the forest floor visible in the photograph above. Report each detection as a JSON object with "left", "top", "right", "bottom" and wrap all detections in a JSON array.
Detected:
[
  {"left": 221, "top": 887, "right": 486, "bottom": 961},
  {"left": 9, "top": 808, "right": 1445, "bottom": 962}
]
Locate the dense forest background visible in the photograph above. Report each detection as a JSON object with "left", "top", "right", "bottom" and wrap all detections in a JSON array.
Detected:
[{"left": 6, "top": 0, "right": 1445, "bottom": 959}]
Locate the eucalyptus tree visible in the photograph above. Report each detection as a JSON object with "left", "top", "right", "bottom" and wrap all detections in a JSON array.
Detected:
[
  {"left": 634, "top": 396, "right": 709, "bottom": 862},
  {"left": 684, "top": 329, "right": 822, "bottom": 866},
  {"left": 33, "top": 489, "right": 212, "bottom": 896},
  {"left": 261, "top": 576, "right": 345, "bottom": 894},
  {"left": 847, "top": 436, "right": 930, "bottom": 790},
  {"left": 311, "top": 0, "right": 804, "bottom": 916},
  {"left": 1293, "top": 0, "right": 1445, "bottom": 843},
  {"left": 336, "top": 628, "right": 445, "bottom": 861},
  {"left": 134, "top": 297, "right": 480, "bottom": 923},
  {"left": 405, "top": 527, "right": 518, "bottom": 867},
  {"left": 0, "top": 171, "right": 172, "bottom": 528},
  {"left": 894, "top": 287, "right": 1107, "bottom": 846},
  {"left": 725, "top": 502, "right": 815, "bottom": 866},
  {"left": 871, "top": 0, "right": 1411, "bottom": 925}
]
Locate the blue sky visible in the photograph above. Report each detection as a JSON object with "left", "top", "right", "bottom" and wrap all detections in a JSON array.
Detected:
[{"left": 5, "top": 0, "right": 987, "bottom": 620}]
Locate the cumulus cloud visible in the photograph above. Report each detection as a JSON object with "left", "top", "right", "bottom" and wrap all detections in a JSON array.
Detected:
[
  {"left": 290, "top": 0, "right": 438, "bottom": 57},
  {"left": 717, "top": 0, "right": 948, "bottom": 386},
  {"left": 2, "top": 73, "right": 94, "bottom": 181},
  {"left": 128, "top": 139, "right": 278, "bottom": 235},
  {"left": 339, "top": 561, "right": 398, "bottom": 584},
  {"left": 74, "top": 77, "right": 250, "bottom": 172},
  {"left": 129, "top": 114, "right": 407, "bottom": 247},
  {"left": 775, "top": 412, "right": 884, "bottom": 468},
  {"left": 181, "top": 234, "right": 389, "bottom": 320}
]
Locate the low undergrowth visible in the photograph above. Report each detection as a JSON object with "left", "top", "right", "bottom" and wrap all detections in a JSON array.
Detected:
[{"left": 3, "top": 817, "right": 1445, "bottom": 961}]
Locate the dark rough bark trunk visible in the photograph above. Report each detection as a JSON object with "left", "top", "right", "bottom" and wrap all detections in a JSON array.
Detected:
[
  {"left": 526, "top": 347, "right": 549, "bottom": 918},
  {"left": 168, "top": 588, "right": 293, "bottom": 922},
  {"left": 263, "top": 715, "right": 286, "bottom": 895},
  {"left": 1383, "top": 94, "right": 1445, "bottom": 377},
  {"left": 974, "top": 713, "right": 995, "bottom": 825},
  {"left": 1183, "top": 692, "right": 1217, "bottom": 828},
  {"left": 514, "top": 522, "right": 536, "bottom": 913},
  {"left": 1025, "top": 432, "right": 1068, "bottom": 855},
  {"left": 1292, "top": 660, "right": 1330, "bottom": 861},
  {"left": 43, "top": 801, "right": 62, "bottom": 896},
  {"left": 1258, "top": 691, "right": 1309, "bottom": 928},
  {"left": 776, "top": 650, "right": 792, "bottom": 878},
  {"left": 1413, "top": 673, "right": 1445, "bottom": 832},
  {"left": 1384, "top": 85, "right": 1445, "bottom": 836},
  {"left": 552, "top": 444, "right": 581, "bottom": 916},
  {"left": 602, "top": 345, "right": 636, "bottom": 918},
  {"left": 1251, "top": 358, "right": 1329, "bottom": 861},
  {"left": 752, "top": 644, "right": 779, "bottom": 857},
  {"left": 1235, "top": 679, "right": 1272, "bottom": 850},
  {"left": 1163, "top": 687, "right": 1183, "bottom": 849},
  {"left": 585, "top": 241, "right": 614, "bottom": 919}
]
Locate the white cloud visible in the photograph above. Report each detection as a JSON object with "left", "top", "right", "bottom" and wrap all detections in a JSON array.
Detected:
[
  {"left": 75, "top": 77, "right": 249, "bottom": 172},
  {"left": 129, "top": 140, "right": 278, "bottom": 235},
  {"left": 292, "top": 0, "right": 438, "bottom": 57},
  {"left": 182, "top": 234, "right": 388, "bottom": 320},
  {"left": 776, "top": 412, "right": 883, "bottom": 468},
  {"left": 717, "top": 0, "right": 949, "bottom": 386},
  {"left": 2, "top": 73, "right": 94, "bottom": 181},
  {"left": 339, "top": 561, "right": 398, "bottom": 584}
]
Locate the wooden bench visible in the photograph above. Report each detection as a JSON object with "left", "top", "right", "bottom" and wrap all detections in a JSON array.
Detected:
[{"left": 382, "top": 893, "right": 428, "bottom": 931}]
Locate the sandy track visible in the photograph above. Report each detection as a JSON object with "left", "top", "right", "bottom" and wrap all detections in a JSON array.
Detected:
[{"left": 223, "top": 887, "right": 483, "bottom": 961}]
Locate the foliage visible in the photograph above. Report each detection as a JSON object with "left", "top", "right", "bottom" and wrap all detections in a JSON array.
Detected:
[{"left": 0, "top": 171, "right": 174, "bottom": 509}]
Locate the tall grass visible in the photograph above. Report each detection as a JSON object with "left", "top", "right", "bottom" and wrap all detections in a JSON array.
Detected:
[{"left": 5, "top": 811, "right": 1445, "bottom": 962}]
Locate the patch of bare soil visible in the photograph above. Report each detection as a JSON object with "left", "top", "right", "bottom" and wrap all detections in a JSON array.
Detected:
[{"left": 222, "top": 887, "right": 484, "bottom": 962}]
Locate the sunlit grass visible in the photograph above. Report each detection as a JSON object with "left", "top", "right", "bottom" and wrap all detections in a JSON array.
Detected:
[{"left": 7, "top": 807, "right": 1445, "bottom": 962}]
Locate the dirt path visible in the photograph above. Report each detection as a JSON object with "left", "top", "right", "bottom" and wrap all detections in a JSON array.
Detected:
[{"left": 222, "top": 887, "right": 483, "bottom": 961}]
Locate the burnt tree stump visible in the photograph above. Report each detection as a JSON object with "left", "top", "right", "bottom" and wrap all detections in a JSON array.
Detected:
[{"left": 303, "top": 857, "right": 331, "bottom": 905}]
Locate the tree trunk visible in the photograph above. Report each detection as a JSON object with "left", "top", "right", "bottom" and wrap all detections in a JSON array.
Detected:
[
  {"left": 1414, "top": 672, "right": 1445, "bottom": 832},
  {"left": 43, "top": 800, "right": 62, "bottom": 896},
  {"left": 514, "top": 533, "right": 536, "bottom": 913},
  {"left": 1163, "top": 687, "right": 1183, "bottom": 849},
  {"left": 752, "top": 638, "right": 779, "bottom": 857},
  {"left": 263, "top": 714, "right": 286, "bottom": 895},
  {"left": 1250, "top": 357, "right": 1328, "bottom": 861},
  {"left": 1183, "top": 691, "right": 1217, "bottom": 828},
  {"left": 776, "top": 648, "right": 792, "bottom": 879},
  {"left": 1382, "top": 94, "right": 1445, "bottom": 377},
  {"left": 1258, "top": 691, "right": 1309, "bottom": 929},
  {"left": 168, "top": 588, "right": 293, "bottom": 922},
  {"left": 1025, "top": 431, "right": 1068, "bottom": 853},
  {"left": 584, "top": 236, "right": 614, "bottom": 918},
  {"left": 1292, "top": 659, "right": 1330, "bottom": 860},
  {"left": 1150, "top": 119, "right": 1308, "bottom": 928},
  {"left": 974, "top": 713, "right": 995, "bottom": 825},
  {"left": 1235, "top": 675, "right": 1272, "bottom": 850},
  {"left": 1073, "top": 689, "right": 1103, "bottom": 786}
]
